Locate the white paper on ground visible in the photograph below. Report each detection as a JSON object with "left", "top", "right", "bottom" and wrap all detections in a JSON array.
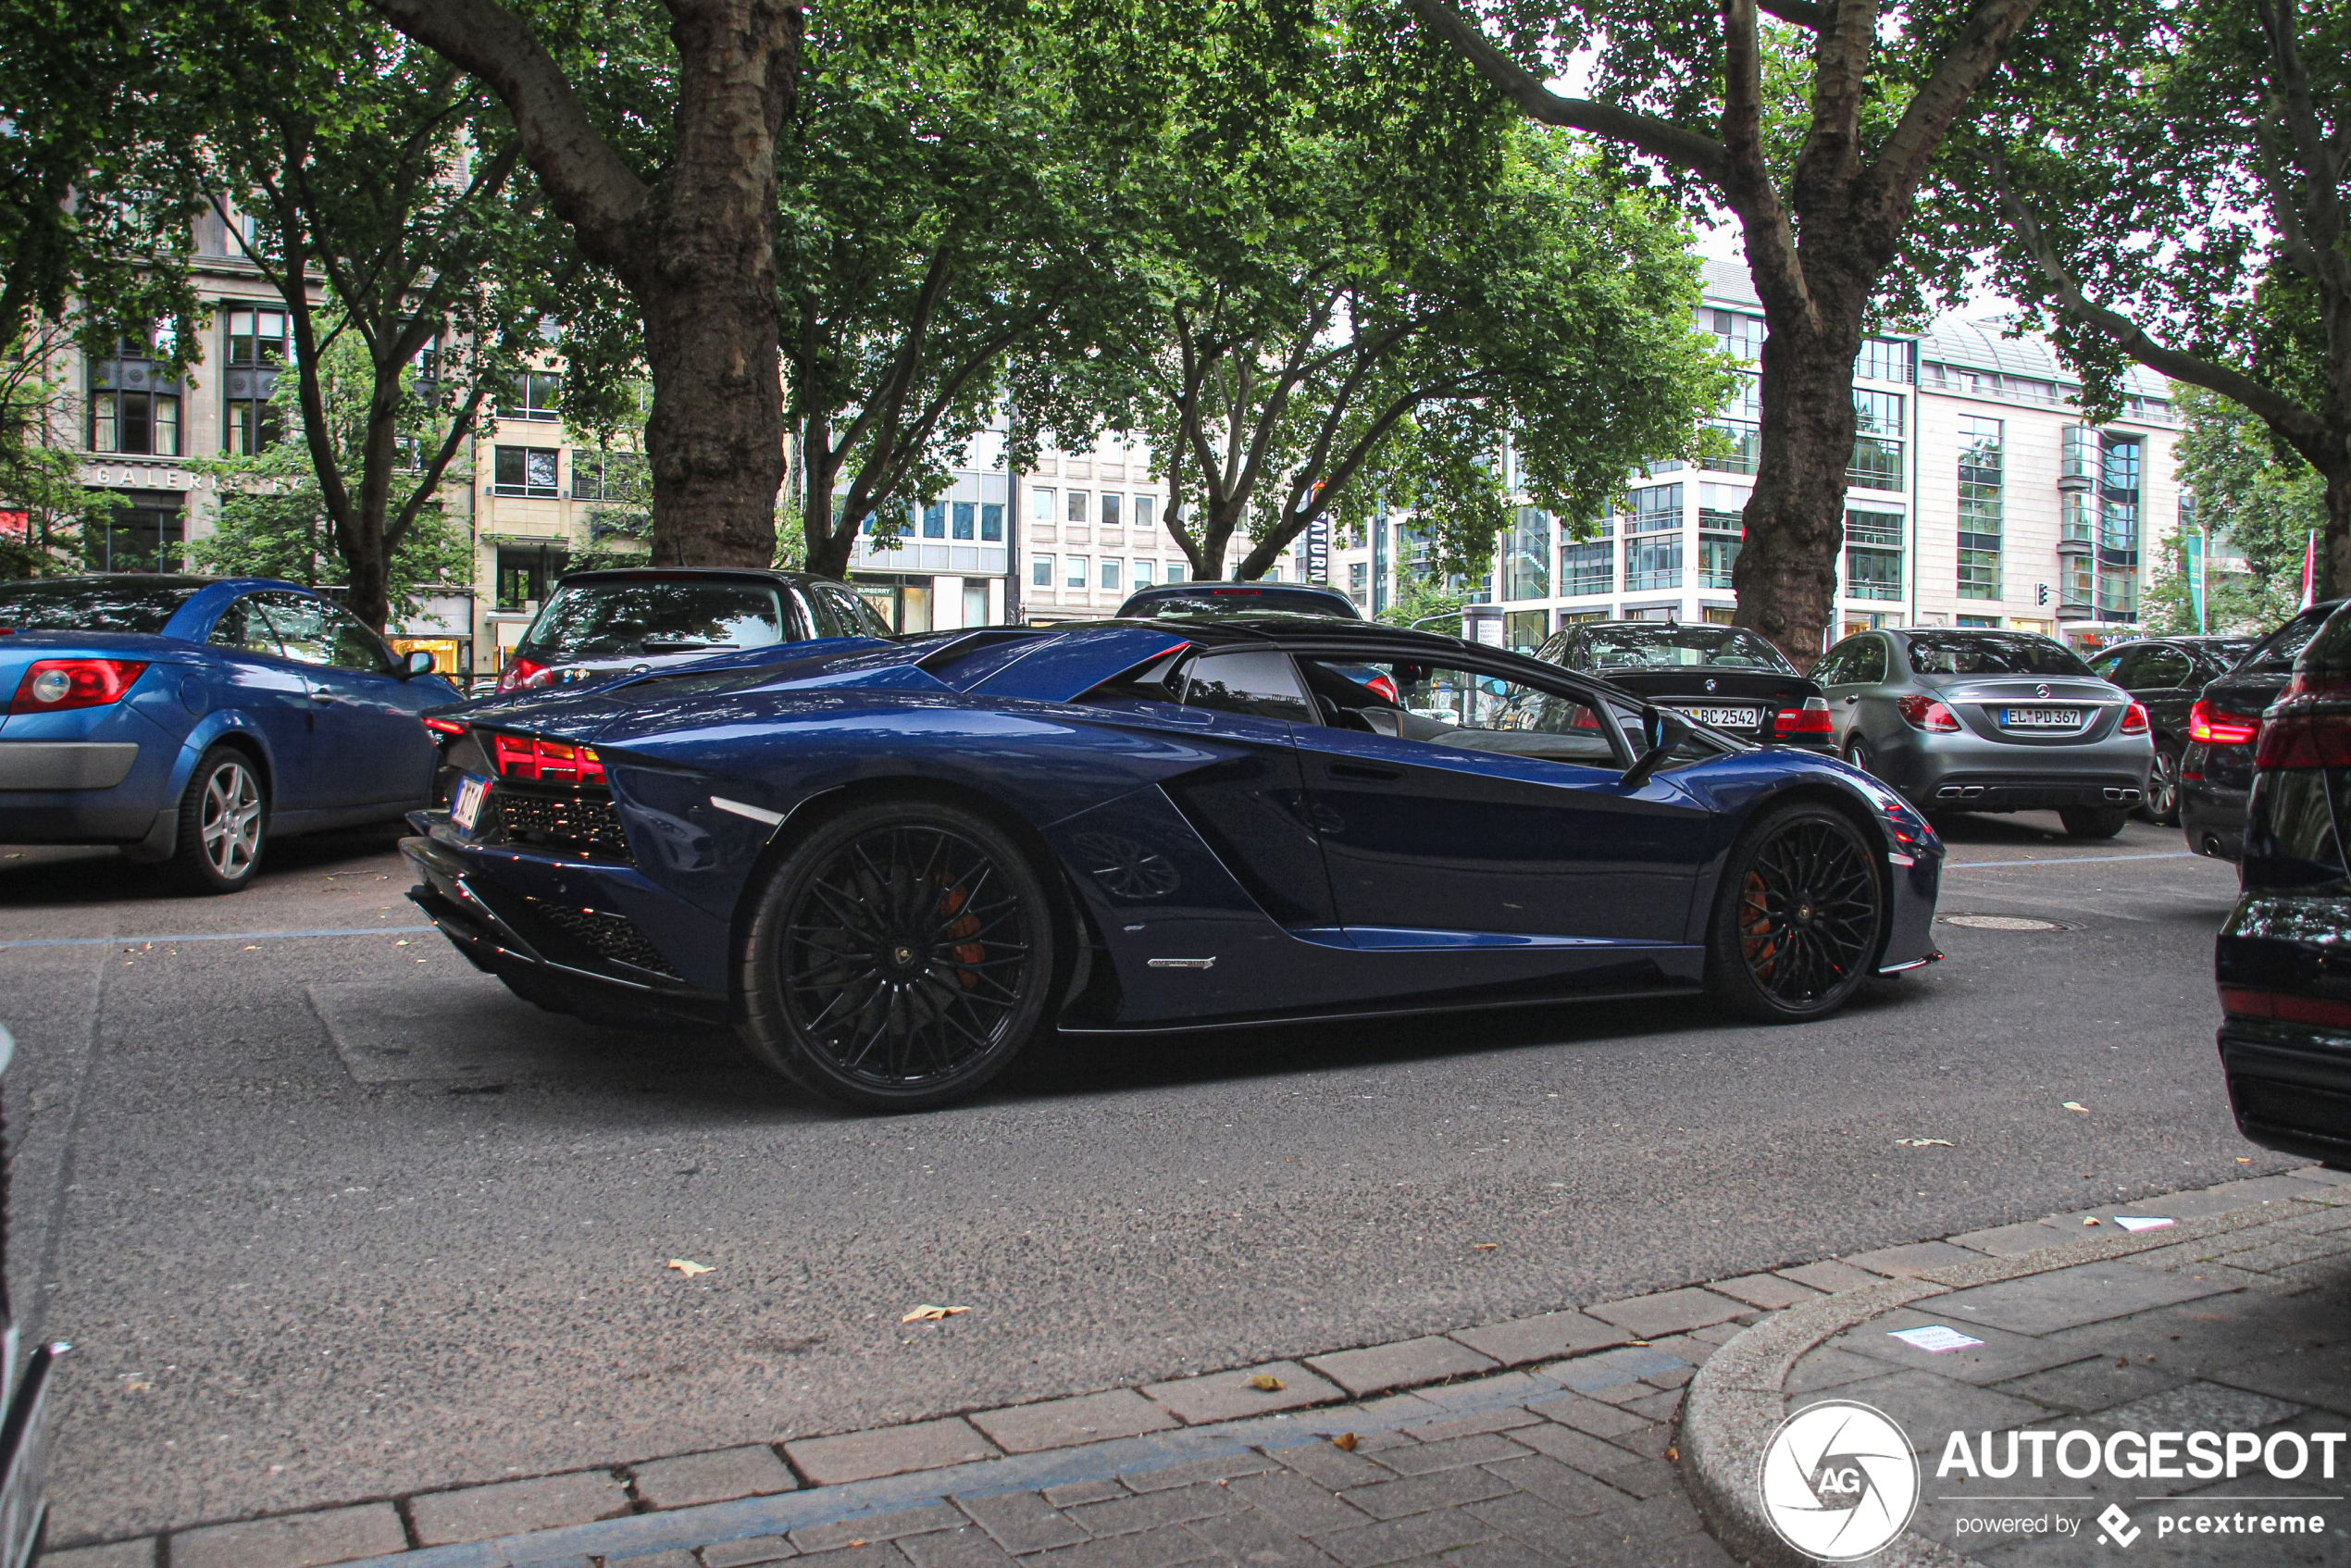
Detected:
[
  {"left": 1889, "top": 1325, "right": 1986, "bottom": 1353},
  {"left": 2112, "top": 1216, "right": 2176, "bottom": 1232}
]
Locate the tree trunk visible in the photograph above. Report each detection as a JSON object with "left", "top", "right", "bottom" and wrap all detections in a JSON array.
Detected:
[
  {"left": 1731, "top": 315, "right": 1863, "bottom": 671},
  {"left": 633, "top": 268, "right": 786, "bottom": 566},
  {"left": 800, "top": 426, "right": 855, "bottom": 579},
  {"left": 2326, "top": 455, "right": 2351, "bottom": 603}
]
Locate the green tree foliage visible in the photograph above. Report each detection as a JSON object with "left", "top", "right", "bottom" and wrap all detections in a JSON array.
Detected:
[
  {"left": 189, "top": 332, "right": 470, "bottom": 617},
  {"left": 182, "top": 4, "right": 556, "bottom": 629},
  {"left": 1405, "top": 0, "right": 2053, "bottom": 666},
  {"left": 1955, "top": 0, "right": 2351, "bottom": 593},
  {"left": 1091, "top": 29, "right": 1725, "bottom": 584},
  {"left": 0, "top": 323, "right": 126, "bottom": 576},
  {"left": 781, "top": 0, "right": 1131, "bottom": 579},
  {"left": 1375, "top": 570, "right": 1471, "bottom": 629},
  {"left": 2144, "top": 385, "right": 2326, "bottom": 633}
]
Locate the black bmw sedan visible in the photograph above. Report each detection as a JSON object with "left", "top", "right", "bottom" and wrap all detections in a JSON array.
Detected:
[
  {"left": 2182, "top": 600, "right": 2342, "bottom": 860},
  {"left": 2214, "top": 600, "right": 2351, "bottom": 1166},
  {"left": 1534, "top": 621, "right": 1835, "bottom": 751}
]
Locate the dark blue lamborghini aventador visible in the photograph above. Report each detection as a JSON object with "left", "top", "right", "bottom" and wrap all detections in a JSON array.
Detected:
[{"left": 403, "top": 615, "right": 1945, "bottom": 1109}]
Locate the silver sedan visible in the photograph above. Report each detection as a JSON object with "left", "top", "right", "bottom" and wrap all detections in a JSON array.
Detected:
[{"left": 1812, "top": 628, "right": 2155, "bottom": 839}]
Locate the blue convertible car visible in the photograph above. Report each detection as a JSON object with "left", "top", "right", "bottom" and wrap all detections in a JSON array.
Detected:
[
  {"left": 404, "top": 615, "right": 1945, "bottom": 1109},
  {"left": 0, "top": 575, "right": 459, "bottom": 891}
]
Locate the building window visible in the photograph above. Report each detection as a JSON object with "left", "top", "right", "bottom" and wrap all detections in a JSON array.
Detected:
[
  {"left": 494, "top": 544, "right": 565, "bottom": 609},
  {"left": 1560, "top": 540, "right": 1612, "bottom": 596},
  {"left": 1504, "top": 506, "right": 1550, "bottom": 600},
  {"left": 1956, "top": 615, "right": 2001, "bottom": 628},
  {"left": 1854, "top": 338, "right": 1914, "bottom": 383},
  {"left": 1165, "top": 561, "right": 1187, "bottom": 583},
  {"left": 491, "top": 445, "right": 560, "bottom": 498},
  {"left": 1696, "top": 482, "right": 1744, "bottom": 590},
  {"left": 980, "top": 503, "right": 1002, "bottom": 542},
  {"left": 1066, "top": 555, "right": 1088, "bottom": 588},
  {"left": 1347, "top": 560, "right": 1368, "bottom": 605},
  {"left": 88, "top": 390, "right": 181, "bottom": 455},
  {"left": 2060, "top": 491, "right": 2095, "bottom": 546},
  {"left": 1100, "top": 557, "right": 1121, "bottom": 590},
  {"left": 2098, "top": 435, "right": 2143, "bottom": 621},
  {"left": 1134, "top": 497, "right": 1157, "bottom": 531},
  {"left": 1703, "top": 374, "right": 1761, "bottom": 476},
  {"left": 571, "top": 451, "right": 644, "bottom": 500},
  {"left": 1066, "top": 490, "right": 1088, "bottom": 523},
  {"left": 952, "top": 501, "right": 976, "bottom": 541},
  {"left": 1101, "top": 492, "right": 1122, "bottom": 529},
  {"left": 1031, "top": 487, "right": 1055, "bottom": 521},
  {"left": 919, "top": 503, "right": 944, "bottom": 539},
  {"left": 1709, "top": 309, "right": 1764, "bottom": 362},
  {"left": 1135, "top": 559, "right": 1155, "bottom": 591},
  {"left": 1847, "top": 548, "right": 1902, "bottom": 600},
  {"left": 500, "top": 370, "right": 561, "bottom": 422},
  {"left": 1504, "top": 608, "right": 1548, "bottom": 653},
  {"left": 1628, "top": 483, "right": 1683, "bottom": 532},
  {"left": 227, "top": 309, "right": 288, "bottom": 367},
  {"left": 1626, "top": 534, "right": 1683, "bottom": 591},
  {"left": 1956, "top": 414, "right": 2002, "bottom": 600},
  {"left": 224, "top": 397, "right": 281, "bottom": 455},
  {"left": 1698, "top": 537, "right": 1741, "bottom": 590},
  {"left": 1032, "top": 554, "right": 1052, "bottom": 586}
]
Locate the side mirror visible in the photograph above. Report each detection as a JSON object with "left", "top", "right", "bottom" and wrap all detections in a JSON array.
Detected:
[
  {"left": 401, "top": 649, "right": 438, "bottom": 679},
  {"left": 1623, "top": 705, "right": 1692, "bottom": 789}
]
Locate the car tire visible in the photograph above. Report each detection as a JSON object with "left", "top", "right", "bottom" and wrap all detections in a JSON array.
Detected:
[
  {"left": 737, "top": 799, "right": 1059, "bottom": 1111},
  {"left": 2059, "top": 804, "right": 2130, "bottom": 840},
  {"left": 1704, "top": 802, "right": 1885, "bottom": 1023},
  {"left": 2145, "top": 743, "right": 2182, "bottom": 827},
  {"left": 165, "top": 745, "right": 267, "bottom": 894},
  {"left": 1844, "top": 737, "right": 1874, "bottom": 776}
]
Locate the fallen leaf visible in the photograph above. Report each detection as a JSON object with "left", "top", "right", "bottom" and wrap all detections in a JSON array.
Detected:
[
  {"left": 667, "top": 1259, "right": 715, "bottom": 1276},
  {"left": 1627, "top": 1339, "right": 1651, "bottom": 1348},
  {"left": 1247, "top": 1374, "right": 1286, "bottom": 1392},
  {"left": 2061, "top": 1101, "right": 2090, "bottom": 1114},
  {"left": 394, "top": 940, "right": 412, "bottom": 947},
  {"left": 2083, "top": 1216, "right": 2101, "bottom": 1226},
  {"left": 1471, "top": 1243, "right": 1499, "bottom": 1251},
  {"left": 901, "top": 1304, "right": 969, "bottom": 1323},
  {"left": 1331, "top": 1433, "right": 1359, "bottom": 1451},
  {"left": 1665, "top": 1446, "right": 1680, "bottom": 1463},
  {"left": 1895, "top": 1138, "right": 1954, "bottom": 1148},
  {"left": 2237, "top": 1157, "right": 2253, "bottom": 1164},
  {"left": 848, "top": 1541, "right": 866, "bottom": 1549}
]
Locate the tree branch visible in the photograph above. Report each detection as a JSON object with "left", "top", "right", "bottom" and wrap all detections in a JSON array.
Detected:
[
  {"left": 365, "top": 0, "right": 648, "bottom": 259},
  {"left": 1399, "top": 0, "right": 1732, "bottom": 186},
  {"left": 1856, "top": 0, "right": 2048, "bottom": 231}
]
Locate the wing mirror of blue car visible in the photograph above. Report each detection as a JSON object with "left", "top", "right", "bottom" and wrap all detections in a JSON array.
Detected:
[
  {"left": 399, "top": 649, "right": 438, "bottom": 679},
  {"left": 1622, "top": 705, "right": 1692, "bottom": 789}
]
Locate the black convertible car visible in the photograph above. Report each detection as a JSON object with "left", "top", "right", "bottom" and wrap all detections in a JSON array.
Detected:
[{"left": 404, "top": 616, "right": 1945, "bottom": 1109}]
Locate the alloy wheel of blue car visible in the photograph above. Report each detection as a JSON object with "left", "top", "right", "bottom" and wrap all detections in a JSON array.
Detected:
[
  {"left": 171, "top": 746, "right": 268, "bottom": 894},
  {"left": 1708, "top": 804, "right": 1884, "bottom": 1020},
  {"left": 740, "top": 801, "right": 1059, "bottom": 1110}
]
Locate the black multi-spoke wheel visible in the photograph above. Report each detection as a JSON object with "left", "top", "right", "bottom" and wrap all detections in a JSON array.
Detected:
[
  {"left": 2145, "top": 745, "right": 2182, "bottom": 827},
  {"left": 1706, "top": 803, "right": 1885, "bottom": 1021},
  {"left": 738, "top": 800, "right": 1058, "bottom": 1110}
]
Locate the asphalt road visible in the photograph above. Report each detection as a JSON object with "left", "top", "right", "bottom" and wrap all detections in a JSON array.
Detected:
[{"left": 0, "top": 812, "right": 2293, "bottom": 1544}]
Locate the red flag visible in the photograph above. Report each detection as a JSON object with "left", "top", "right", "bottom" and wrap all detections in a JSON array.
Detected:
[{"left": 2302, "top": 530, "right": 2319, "bottom": 612}]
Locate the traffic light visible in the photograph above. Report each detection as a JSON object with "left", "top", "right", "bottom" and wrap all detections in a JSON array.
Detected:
[{"left": 2035, "top": 582, "right": 2050, "bottom": 605}]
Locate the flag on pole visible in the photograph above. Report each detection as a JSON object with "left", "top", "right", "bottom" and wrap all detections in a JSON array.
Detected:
[{"left": 2301, "top": 530, "right": 2319, "bottom": 612}]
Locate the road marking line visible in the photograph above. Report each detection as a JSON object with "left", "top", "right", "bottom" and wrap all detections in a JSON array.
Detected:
[
  {"left": 0, "top": 925, "right": 435, "bottom": 951},
  {"left": 1947, "top": 852, "right": 2199, "bottom": 870}
]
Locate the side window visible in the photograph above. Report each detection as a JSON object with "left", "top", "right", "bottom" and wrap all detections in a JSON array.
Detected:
[
  {"left": 2088, "top": 648, "right": 2128, "bottom": 683},
  {"left": 1851, "top": 636, "right": 1888, "bottom": 684},
  {"left": 1298, "top": 656, "right": 1623, "bottom": 766},
  {"left": 1181, "top": 650, "right": 1317, "bottom": 723},
  {"left": 825, "top": 584, "right": 890, "bottom": 638},
  {"left": 208, "top": 595, "right": 283, "bottom": 658},
  {"left": 255, "top": 591, "right": 333, "bottom": 666},
  {"left": 2140, "top": 647, "right": 2195, "bottom": 688},
  {"left": 323, "top": 604, "right": 394, "bottom": 674},
  {"left": 794, "top": 588, "right": 839, "bottom": 640},
  {"left": 1813, "top": 642, "right": 1854, "bottom": 685}
]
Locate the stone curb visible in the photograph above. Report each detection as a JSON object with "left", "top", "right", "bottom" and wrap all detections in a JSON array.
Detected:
[{"left": 1674, "top": 1189, "right": 2333, "bottom": 1568}]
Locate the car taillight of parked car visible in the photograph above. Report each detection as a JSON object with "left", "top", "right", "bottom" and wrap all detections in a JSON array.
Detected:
[
  {"left": 496, "top": 656, "right": 554, "bottom": 693},
  {"left": 1894, "top": 693, "right": 1961, "bottom": 732},
  {"left": 2189, "top": 698, "right": 2258, "bottom": 745},
  {"left": 1773, "top": 697, "right": 1834, "bottom": 739},
  {"left": 490, "top": 732, "right": 606, "bottom": 785},
  {"left": 422, "top": 716, "right": 466, "bottom": 739},
  {"left": 7, "top": 658, "right": 149, "bottom": 715},
  {"left": 2121, "top": 701, "right": 2150, "bottom": 735},
  {"left": 2254, "top": 707, "right": 2351, "bottom": 770}
]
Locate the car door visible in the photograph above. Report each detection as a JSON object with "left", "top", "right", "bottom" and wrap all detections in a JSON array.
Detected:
[
  {"left": 1287, "top": 649, "right": 1708, "bottom": 943},
  {"left": 202, "top": 592, "right": 317, "bottom": 806},
  {"left": 254, "top": 591, "right": 437, "bottom": 810},
  {"left": 2129, "top": 643, "right": 2198, "bottom": 746},
  {"left": 1816, "top": 634, "right": 1889, "bottom": 751}
]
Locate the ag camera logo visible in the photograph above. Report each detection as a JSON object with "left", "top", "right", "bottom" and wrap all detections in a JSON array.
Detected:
[{"left": 1760, "top": 1400, "right": 1922, "bottom": 1562}]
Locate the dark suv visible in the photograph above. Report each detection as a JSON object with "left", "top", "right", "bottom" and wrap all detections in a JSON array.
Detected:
[
  {"left": 2085, "top": 635, "right": 2255, "bottom": 826},
  {"left": 495, "top": 568, "right": 891, "bottom": 692},
  {"left": 2183, "top": 602, "right": 2344, "bottom": 861}
]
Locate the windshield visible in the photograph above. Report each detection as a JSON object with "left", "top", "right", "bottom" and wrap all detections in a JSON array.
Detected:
[
  {"left": 0, "top": 578, "right": 202, "bottom": 634},
  {"left": 1123, "top": 587, "right": 1355, "bottom": 620},
  {"left": 1904, "top": 633, "right": 2094, "bottom": 678},
  {"left": 520, "top": 579, "right": 789, "bottom": 662},
  {"left": 2241, "top": 609, "right": 2332, "bottom": 674},
  {"left": 1581, "top": 626, "right": 1797, "bottom": 674}
]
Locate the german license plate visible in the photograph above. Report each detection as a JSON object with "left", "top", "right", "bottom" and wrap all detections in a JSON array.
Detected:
[
  {"left": 1677, "top": 704, "right": 1760, "bottom": 729},
  {"left": 2001, "top": 706, "right": 2082, "bottom": 729},
  {"left": 451, "top": 773, "right": 491, "bottom": 830}
]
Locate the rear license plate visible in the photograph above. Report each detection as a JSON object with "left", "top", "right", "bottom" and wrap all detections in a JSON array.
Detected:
[
  {"left": 1676, "top": 704, "right": 1760, "bottom": 729},
  {"left": 451, "top": 773, "right": 491, "bottom": 830},
  {"left": 2000, "top": 707, "right": 2083, "bottom": 729}
]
